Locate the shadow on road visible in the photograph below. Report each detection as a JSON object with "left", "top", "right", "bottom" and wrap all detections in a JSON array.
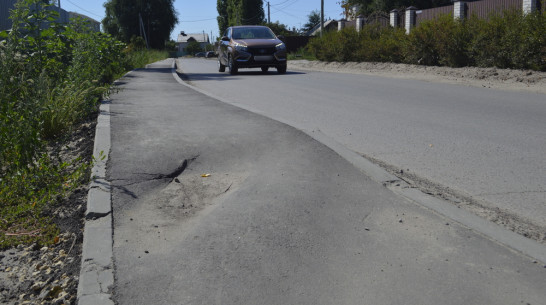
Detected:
[{"left": 177, "top": 70, "right": 305, "bottom": 82}]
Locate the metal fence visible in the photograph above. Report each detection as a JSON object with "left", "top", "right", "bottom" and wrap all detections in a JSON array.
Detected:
[
  {"left": 366, "top": 12, "right": 390, "bottom": 27},
  {"left": 467, "top": 0, "right": 522, "bottom": 18},
  {"left": 415, "top": 5, "right": 453, "bottom": 26}
]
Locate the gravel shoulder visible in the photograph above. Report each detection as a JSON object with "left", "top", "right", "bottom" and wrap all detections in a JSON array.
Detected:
[
  {"left": 289, "top": 60, "right": 546, "bottom": 95},
  {"left": 0, "top": 118, "right": 96, "bottom": 305}
]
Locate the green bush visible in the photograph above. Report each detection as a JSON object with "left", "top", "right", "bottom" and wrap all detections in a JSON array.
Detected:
[
  {"left": 0, "top": 0, "right": 129, "bottom": 248},
  {"left": 404, "top": 14, "right": 471, "bottom": 67},
  {"left": 123, "top": 49, "right": 170, "bottom": 70},
  {"left": 468, "top": 9, "right": 546, "bottom": 70},
  {"left": 308, "top": 24, "right": 407, "bottom": 63},
  {"left": 185, "top": 41, "right": 203, "bottom": 55},
  {"left": 306, "top": 8, "right": 545, "bottom": 71}
]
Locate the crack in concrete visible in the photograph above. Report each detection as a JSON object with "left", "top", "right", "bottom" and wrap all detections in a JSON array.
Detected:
[
  {"left": 361, "top": 153, "right": 546, "bottom": 244},
  {"left": 111, "top": 155, "right": 200, "bottom": 187}
]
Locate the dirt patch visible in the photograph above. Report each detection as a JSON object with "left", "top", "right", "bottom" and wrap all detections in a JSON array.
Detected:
[
  {"left": 289, "top": 60, "right": 546, "bottom": 94},
  {"left": 366, "top": 154, "right": 546, "bottom": 245},
  {"left": 0, "top": 117, "right": 96, "bottom": 305}
]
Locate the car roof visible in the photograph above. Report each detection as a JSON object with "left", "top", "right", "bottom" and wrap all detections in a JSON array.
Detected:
[{"left": 230, "top": 25, "right": 269, "bottom": 29}]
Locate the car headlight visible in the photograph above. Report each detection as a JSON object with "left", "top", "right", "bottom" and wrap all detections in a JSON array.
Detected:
[
  {"left": 234, "top": 43, "right": 247, "bottom": 52},
  {"left": 275, "top": 43, "right": 286, "bottom": 51}
]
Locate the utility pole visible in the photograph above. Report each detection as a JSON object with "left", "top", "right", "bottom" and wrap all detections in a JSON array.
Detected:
[
  {"left": 320, "top": 0, "right": 324, "bottom": 37},
  {"left": 267, "top": 2, "right": 270, "bottom": 24},
  {"left": 139, "top": 13, "right": 149, "bottom": 49}
]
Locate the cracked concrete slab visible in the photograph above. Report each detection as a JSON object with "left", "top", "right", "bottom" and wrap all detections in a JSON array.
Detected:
[
  {"left": 86, "top": 181, "right": 112, "bottom": 219},
  {"left": 78, "top": 101, "right": 114, "bottom": 305}
]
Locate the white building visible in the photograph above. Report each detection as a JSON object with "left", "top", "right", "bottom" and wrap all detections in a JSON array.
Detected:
[{"left": 176, "top": 31, "right": 210, "bottom": 55}]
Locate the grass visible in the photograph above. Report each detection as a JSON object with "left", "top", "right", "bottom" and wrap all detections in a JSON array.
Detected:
[
  {"left": 288, "top": 47, "right": 317, "bottom": 61},
  {"left": 0, "top": 0, "right": 170, "bottom": 249}
]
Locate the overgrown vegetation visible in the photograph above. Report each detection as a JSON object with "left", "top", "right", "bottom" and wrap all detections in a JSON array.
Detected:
[
  {"left": 0, "top": 0, "right": 167, "bottom": 249},
  {"left": 308, "top": 9, "right": 546, "bottom": 71},
  {"left": 288, "top": 47, "right": 317, "bottom": 61}
]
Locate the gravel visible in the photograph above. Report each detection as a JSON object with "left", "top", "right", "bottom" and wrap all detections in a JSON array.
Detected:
[
  {"left": 289, "top": 60, "right": 546, "bottom": 94},
  {"left": 0, "top": 119, "right": 96, "bottom": 305}
]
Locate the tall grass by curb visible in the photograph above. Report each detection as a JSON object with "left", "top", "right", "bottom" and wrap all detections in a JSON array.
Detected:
[{"left": 0, "top": 0, "right": 168, "bottom": 249}]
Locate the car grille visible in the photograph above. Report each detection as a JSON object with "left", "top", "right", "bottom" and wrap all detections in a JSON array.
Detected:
[{"left": 248, "top": 47, "right": 276, "bottom": 56}]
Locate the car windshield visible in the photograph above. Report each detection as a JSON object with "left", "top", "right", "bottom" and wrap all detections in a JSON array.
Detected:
[{"left": 232, "top": 27, "right": 276, "bottom": 39}]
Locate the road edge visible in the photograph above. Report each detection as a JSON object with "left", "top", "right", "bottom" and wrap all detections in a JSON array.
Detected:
[
  {"left": 76, "top": 92, "right": 117, "bottom": 304},
  {"left": 172, "top": 58, "right": 546, "bottom": 264}
]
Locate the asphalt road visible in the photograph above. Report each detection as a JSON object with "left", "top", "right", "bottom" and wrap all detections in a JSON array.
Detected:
[
  {"left": 177, "top": 57, "right": 546, "bottom": 238},
  {"left": 108, "top": 59, "right": 546, "bottom": 305}
]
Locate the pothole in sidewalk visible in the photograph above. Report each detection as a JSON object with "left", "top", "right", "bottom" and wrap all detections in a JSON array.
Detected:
[{"left": 153, "top": 169, "right": 249, "bottom": 220}]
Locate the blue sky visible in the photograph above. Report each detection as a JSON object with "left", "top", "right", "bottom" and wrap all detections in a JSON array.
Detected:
[{"left": 59, "top": 0, "right": 345, "bottom": 41}]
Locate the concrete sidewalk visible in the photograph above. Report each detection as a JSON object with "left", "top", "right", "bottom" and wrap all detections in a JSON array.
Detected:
[{"left": 79, "top": 59, "right": 546, "bottom": 305}]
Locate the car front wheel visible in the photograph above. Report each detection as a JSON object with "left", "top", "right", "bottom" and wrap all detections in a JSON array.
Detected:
[
  {"left": 218, "top": 58, "right": 226, "bottom": 72},
  {"left": 277, "top": 64, "right": 287, "bottom": 74},
  {"left": 228, "top": 55, "right": 238, "bottom": 75}
]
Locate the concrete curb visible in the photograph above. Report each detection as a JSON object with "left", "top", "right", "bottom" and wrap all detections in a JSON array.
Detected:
[
  {"left": 173, "top": 59, "right": 546, "bottom": 264},
  {"left": 77, "top": 100, "right": 115, "bottom": 305}
]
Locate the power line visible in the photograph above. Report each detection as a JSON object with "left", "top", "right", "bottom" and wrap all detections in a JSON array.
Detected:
[
  {"left": 64, "top": 0, "right": 103, "bottom": 19},
  {"left": 180, "top": 17, "right": 218, "bottom": 23},
  {"left": 270, "top": 0, "right": 294, "bottom": 6}
]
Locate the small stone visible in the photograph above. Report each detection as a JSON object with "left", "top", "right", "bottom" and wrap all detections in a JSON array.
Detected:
[
  {"left": 58, "top": 250, "right": 66, "bottom": 257},
  {"left": 32, "top": 282, "right": 46, "bottom": 291},
  {"left": 40, "top": 247, "right": 48, "bottom": 252},
  {"left": 364, "top": 227, "right": 370, "bottom": 231},
  {"left": 398, "top": 219, "right": 403, "bottom": 223},
  {"left": 38, "top": 287, "right": 50, "bottom": 300}
]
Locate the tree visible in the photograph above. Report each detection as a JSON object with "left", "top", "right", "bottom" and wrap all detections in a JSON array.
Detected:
[
  {"left": 217, "top": 0, "right": 228, "bottom": 36},
  {"left": 265, "top": 21, "right": 294, "bottom": 36},
  {"left": 241, "top": 0, "right": 265, "bottom": 25},
  {"left": 185, "top": 40, "right": 203, "bottom": 55},
  {"left": 301, "top": 10, "right": 321, "bottom": 34},
  {"left": 102, "top": 0, "right": 178, "bottom": 49},
  {"left": 226, "top": 0, "right": 265, "bottom": 27}
]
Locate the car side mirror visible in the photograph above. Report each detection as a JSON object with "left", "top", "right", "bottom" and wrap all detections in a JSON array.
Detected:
[
  {"left": 221, "top": 36, "right": 230, "bottom": 41},
  {"left": 277, "top": 35, "right": 285, "bottom": 41}
]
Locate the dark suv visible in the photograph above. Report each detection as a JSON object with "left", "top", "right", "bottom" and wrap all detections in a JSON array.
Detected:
[{"left": 218, "top": 26, "right": 287, "bottom": 74}]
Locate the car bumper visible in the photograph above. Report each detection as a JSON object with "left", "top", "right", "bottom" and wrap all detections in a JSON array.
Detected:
[{"left": 234, "top": 50, "right": 287, "bottom": 68}]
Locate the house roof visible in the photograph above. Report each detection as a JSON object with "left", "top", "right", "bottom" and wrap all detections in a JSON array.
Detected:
[{"left": 177, "top": 32, "right": 209, "bottom": 43}]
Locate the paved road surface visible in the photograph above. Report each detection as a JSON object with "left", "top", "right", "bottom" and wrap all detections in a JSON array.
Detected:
[
  {"left": 108, "top": 59, "right": 546, "bottom": 305},
  {"left": 177, "top": 58, "right": 546, "bottom": 239}
]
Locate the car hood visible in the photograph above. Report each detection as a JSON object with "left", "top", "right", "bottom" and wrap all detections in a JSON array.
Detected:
[{"left": 233, "top": 39, "right": 282, "bottom": 47}]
